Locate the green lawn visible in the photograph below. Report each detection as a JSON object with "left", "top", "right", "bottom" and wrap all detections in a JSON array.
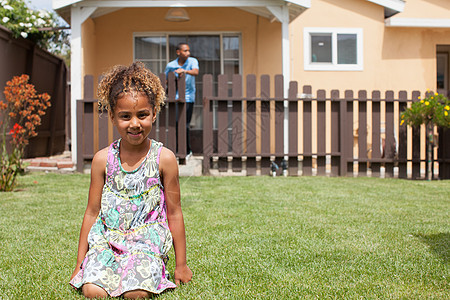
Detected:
[{"left": 0, "top": 173, "right": 448, "bottom": 299}]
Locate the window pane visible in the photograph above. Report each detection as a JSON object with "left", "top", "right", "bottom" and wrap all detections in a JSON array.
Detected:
[
  {"left": 311, "top": 34, "right": 332, "bottom": 63},
  {"left": 337, "top": 34, "right": 357, "bottom": 64},
  {"left": 142, "top": 61, "right": 161, "bottom": 75},
  {"left": 223, "top": 36, "right": 239, "bottom": 59},
  {"left": 437, "top": 54, "right": 447, "bottom": 89},
  {"left": 135, "top": 36, "right": 166, "bottom": 60}
]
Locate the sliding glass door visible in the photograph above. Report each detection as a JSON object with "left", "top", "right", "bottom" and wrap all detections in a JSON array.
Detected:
[{"left": 134, "top": 33, "right": 241, "bottom": 130}]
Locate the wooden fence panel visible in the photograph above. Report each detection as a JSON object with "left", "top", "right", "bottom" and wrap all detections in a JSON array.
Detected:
[
  {"left": 317, "top": 90, "right": 326, "bottom": 176},
  {"left": 232, "top": 74, "right": 243, "bottom": 172},
  {"left": 246, "top": 75, "right": 257, "bottom": 175},
  {"left": 98, "top": 113, "right": 109, "bottom": 150},
  {"left": 76, "top": 73, "right": 448, "bottom": 179},
  {"left": 342, "top": 90, "right": 354, "bottom": 176},
  {"left": 385, "top": 91, "right": 395, "bottom": 177},
  {"left": 438, "top": 128, "right": 450, "bottom": 179},
  {"left": 358, "top": 90, "right": 368, "bottom": 176},
  {"left": 330, "top": 90, "right": 340, "bottom": 176},
  {"left": 275, "top": 75, "right": 284, "bottom": 156},
  {"left": 411, "top": 91, "right": 421, "bottom": 179},
  {"left": 288, "top": 81, "right": 299, "bottom": 176},
  {"left": 260, "top": 75, "right": 271, "bottom": 175},
  {"left": 217, "top": 74, "right": 228, "bottom": 171},
  {"left": 398, "top": 91, "right": 408, "bottom": 178},
  {"left": 371, "top": 91, "right": 381, "bottom": 176},
  {"left": 302, "top": 86, "right": 312, "bottom": 176},
  {"left": 202, "top": 74, "right": 213, "bottom": 174},
  {"left": 0, "top": 26, "right": 67, "bottom": 157},
  {"left": 167, "top": 102, "right": 177, "bottom": 153}
]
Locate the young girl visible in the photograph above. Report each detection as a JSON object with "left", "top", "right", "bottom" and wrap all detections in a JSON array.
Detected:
[{"left": 69, "top": 62, "right": 192, "bottom": 299}]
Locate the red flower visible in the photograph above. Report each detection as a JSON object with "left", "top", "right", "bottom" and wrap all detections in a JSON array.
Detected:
[{"left": 9, "top": 123, "right": 23, "bottom": 139}]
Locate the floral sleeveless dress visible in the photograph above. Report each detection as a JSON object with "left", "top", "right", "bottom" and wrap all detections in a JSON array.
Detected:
[{"left": 69, "top": 139, "right": 176, "bottom": 296}]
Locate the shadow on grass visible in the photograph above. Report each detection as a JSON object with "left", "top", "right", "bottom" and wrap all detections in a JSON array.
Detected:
[{"left": 415, "top": 232, "right": 449, "bottom": 263}]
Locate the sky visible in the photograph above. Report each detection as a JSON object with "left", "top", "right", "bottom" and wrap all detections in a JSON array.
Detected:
[
  {"left": 27, "top": 0, "right": 53, "bottom": 11},
  {"left": 27, "top": 0, "right": 69, "bottom": 25}
]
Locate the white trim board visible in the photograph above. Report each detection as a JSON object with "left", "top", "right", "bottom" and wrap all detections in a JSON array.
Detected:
[
  {"left": 366, "top": 0, "right": 405, "bottom": 12},
  {"left": 386, "top": 18, "right": 450, "bottom": 28},
  {"left": 57, "top": 0, "right": 308, "bottom": 8}
]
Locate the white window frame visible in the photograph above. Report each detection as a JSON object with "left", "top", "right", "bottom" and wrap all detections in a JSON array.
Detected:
[
  {"left": 133, "top": 31, "right": 243, "bottom": 75},
  {"left": 304, "top": 27, "right": 363, "bottom": 71}
]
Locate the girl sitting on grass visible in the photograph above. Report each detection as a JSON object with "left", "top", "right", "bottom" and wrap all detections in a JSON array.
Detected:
[{"left": 69, "top": 62, "right": 192, "bottom": 299}]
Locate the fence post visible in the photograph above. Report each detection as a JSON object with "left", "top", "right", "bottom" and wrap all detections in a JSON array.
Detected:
[
  {"left": 260, "top": 75, "right": 271, "bottom": 175},
  {"left": 274, "top": 75, "right": 284, "bottom": 157},
  {"left": 76, "top": 100, "right": 84, "bottom": 173},
  {"left": 246, "top": 74, "right": 257, "bottom": 175},
  {"left": 232, "top": 74, "right": 243, "bottom": 172},
  {"left": 397, "top": 91, "right": 408, "bottom": 178},
  {"left": 330, "top": 90, "right": 340, "bottom": 176},
  {"left": 385, "top": 91, "right": 395, "bottom": 177},
  {"left": 177, "top": 75, "right": 186, "bottom": 159},
  {"left": 217, "top": 74, "right": 228, "bottom": 172},
  {"left": 411, "top": 91, "right": 421, "bottom": 179},
  {"left": 358, "top": 90, "right": 368, "bottom": 176},
  {"left": 438, "top": 127, "right": 450, "bottom": 179},
  {"left": 302, "top": 85, "right": 312, "bottom": 176},
  {"left": 202, "top": 74, "right": 213, "bottom": 175},
  {"left": 317, "top": 89, "right": 326, "bottom": 176},
  {"left": 340, "top": 90, "right": 353, "bottom": 176},
  {"left": 288, "top": 81, "right": 299, "bottom": 176},
  {"left": 371, "top": 91, "right": 381, "bottom": 177}
]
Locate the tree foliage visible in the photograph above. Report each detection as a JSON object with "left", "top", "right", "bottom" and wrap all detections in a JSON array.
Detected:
[
  {"left": 0, "top": 0, "right": 69, "bottom": 58},
  {"left": 400, "top": 92, "right": 450, "bottom": 128}
]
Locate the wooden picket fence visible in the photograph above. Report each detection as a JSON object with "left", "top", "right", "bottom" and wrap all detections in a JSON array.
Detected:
[
  {"left": 202, "top": 74, "right": 450, "bottom": 179},
  {"left": 76, "top": 73, "right": 450, "bottom": 179}
]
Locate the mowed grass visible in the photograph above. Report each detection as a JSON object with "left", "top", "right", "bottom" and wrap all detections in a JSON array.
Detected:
[{"left": 0, "top": 173, "right": 448, "bottom": 299}]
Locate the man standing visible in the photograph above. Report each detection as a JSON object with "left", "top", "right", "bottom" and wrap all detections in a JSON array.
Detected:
[{"left": 164, "top": 43, "right": 199, "bottom": 156}]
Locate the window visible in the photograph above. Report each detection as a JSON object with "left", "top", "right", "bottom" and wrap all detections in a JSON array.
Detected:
[
  {"left": 133, "top": 33, "right": 242, "bottom": 129},
  {"left": 304, "top": 28, "right": 363, "bottom": 71}
]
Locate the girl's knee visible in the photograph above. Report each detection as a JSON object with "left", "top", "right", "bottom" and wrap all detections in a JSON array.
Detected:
[
  {"left": 82, "top": 283, "right": 108, "bottom": 299},
  {"left": 122, "top": 289, "right": 151, "bottom": 299}
]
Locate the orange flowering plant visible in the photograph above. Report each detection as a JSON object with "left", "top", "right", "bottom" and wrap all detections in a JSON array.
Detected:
[
  {"left": 0, "top": 74, "right": 51, "bottom": 191},
  {"left": 400, "top": 91, "right": 450, "bottom": 180}
]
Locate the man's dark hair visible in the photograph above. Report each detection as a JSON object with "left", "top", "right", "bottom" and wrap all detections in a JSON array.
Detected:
[{"left": 176, "top": 42, "right": 188, "bottom": 51}]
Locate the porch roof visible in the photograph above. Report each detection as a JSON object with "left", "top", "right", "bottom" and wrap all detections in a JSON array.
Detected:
[{"left": 53, "top": 0, "right": 311, "bottom": 24}]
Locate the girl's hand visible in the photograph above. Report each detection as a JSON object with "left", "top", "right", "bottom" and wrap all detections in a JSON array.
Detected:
[{"left": 174, "top": 264, "right": 193, "bottom": 286}]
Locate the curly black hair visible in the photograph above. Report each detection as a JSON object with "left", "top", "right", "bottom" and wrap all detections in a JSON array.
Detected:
[{"left": 97, "top": 61, "right": 165, "bottom": 114}]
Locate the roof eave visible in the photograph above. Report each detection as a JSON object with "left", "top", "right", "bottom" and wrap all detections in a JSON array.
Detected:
[
  {"left": 385, "top": 18, "right": 450, "bottom": 28},
  {"left": 367, "top": 0, "right": 405, "bottom": 13},
  {"left": 54, "top": 0, "right": 311, "bottom": 25}
]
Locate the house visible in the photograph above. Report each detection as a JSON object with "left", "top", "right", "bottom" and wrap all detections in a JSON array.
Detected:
[{"left": 53, "top": 0, "right": 450, "bottom": 164}]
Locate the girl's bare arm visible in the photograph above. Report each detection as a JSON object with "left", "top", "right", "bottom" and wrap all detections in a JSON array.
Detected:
[
  {"left": 160, "top": 147, "right": 192, "bottom": 285},
  {"left": 70, "top": 148, "right": 107, "bottom": 280}
]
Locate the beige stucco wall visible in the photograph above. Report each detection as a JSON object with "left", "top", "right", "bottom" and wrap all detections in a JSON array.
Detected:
[
  {"left": 81, "top": 7, "right": 282, "bottom": 94},
  {"left": 82, "top": 18, "right": 96, "bottom": 87},
  {"left": 290, "top": 0, "right": 450, "bottom": 95},
  {"left": 395, "top": 0, "right": 450, "bottom": 19}
]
